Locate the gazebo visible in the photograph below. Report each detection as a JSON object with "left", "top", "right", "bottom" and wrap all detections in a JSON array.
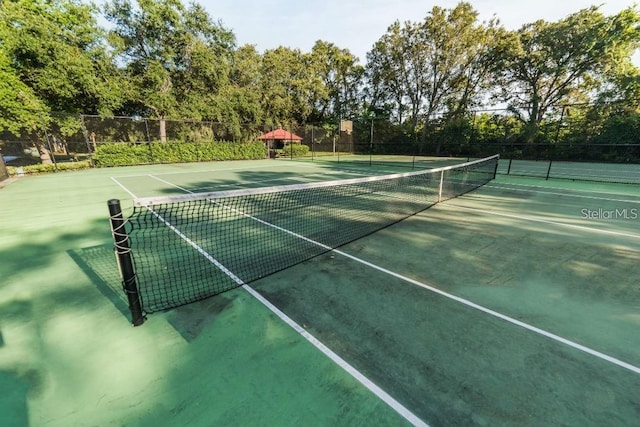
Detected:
[{"left": 257, "top": 128, "right": 303, "bottom": 157}]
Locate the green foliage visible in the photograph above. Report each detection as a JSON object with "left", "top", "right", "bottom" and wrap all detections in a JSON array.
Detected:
[
  {"left": 593, "top": 111, "right": 640, "bottom": 145},
  {"left": 1, "top": 0, "right": 639, "bottom": 165},
  {"left": 472, "top": 113, "right": 525, "bottom": 143},
  {"left": 280, "top": 144, "right": 310, "bottom": 158},
  {"left": 491, "top": 6, "right": 640, "bottom": 139},
  {"left": 223, "top": 45, "right": 264, "bottom": 126},
  {"left": 308, "top": 41, "right": 364, "bottom": 122},
  {"left": 104, "top": 0, "right": 236, "bottom": 122},
  {"left": 92, "top": 142, "right": 152, "bottom": 166},
  {"left": 7, "top": 160, "right": 92, "bottom": 175},
  {"left": 366, "top": 2, "right": 499, "bottom": 130},
  {"left": 92, "top": 140, "right": 266, "bottom": 166},
  {"left": 0, "top": 0, "right": 124, "bottom": 116},
  {"left": 0, "top": 49, "right": 49, "bottom": 134},
  {"left": 259, "top": 47, "right": 309, "bottom": 126}
]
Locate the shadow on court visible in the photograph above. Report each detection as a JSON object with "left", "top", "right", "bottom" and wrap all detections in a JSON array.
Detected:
[
  {"left": 2, "top": 160, "right": 638, "bottom": 426},
  {"left": 147, "top": 167, "right": 388, "bottom": 196},
  {"left": 246, "top": 175, "right": 640, "bottom": 426},
  {"left": 0, "top": 370, "right": 30, "bottom": 427},
  {"left": 67, "top": 245, "right": 130, "bottom": 320}
]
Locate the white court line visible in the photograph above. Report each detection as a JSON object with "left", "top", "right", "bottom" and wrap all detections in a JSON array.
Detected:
[
  {"left": 492, "top": 177, "right": 640, "bottom": 196},
  {"left": 148, "top": 174, "right": 192, "bottom": 193},
  {"left": 242, "top": 285, "right": 428, "bottom": 427},
  {"left": 149, "top": 172, "right": 640, "bottom": 374},
  {"left": 166, "top": 170, "right": 385, "bottom": 192},
  {"left": 498, "top": 161, "right": 640, "bottom": 175},
  {"left": 483, "top": 183, "right": 640, "bottom": 204},
  {"left": 330, "top": 246, "right": 640, "bottom": 375},
  {"left": 116, "top": 159, "right": 390, "bottom": 178},
  {"left": 110, "top": 176, "right": 138, "bottom": 198},
  {"left": 142, "top": 173, "right": 429, "bottom": 426},
  {"left": 111, "top": 160, "right": 317, "bottom": 178},
  {"left": 442, "top": 204, "right": 640, "bottom": 240}
]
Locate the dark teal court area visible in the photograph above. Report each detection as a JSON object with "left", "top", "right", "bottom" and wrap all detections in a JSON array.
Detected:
[{"left": 1, "top": 158, "right": 638, "bottom": 426}]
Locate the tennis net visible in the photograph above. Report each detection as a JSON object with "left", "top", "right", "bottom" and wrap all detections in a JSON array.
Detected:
[{"left": 109, "top": 154, "right": 499, "bottom": 322}]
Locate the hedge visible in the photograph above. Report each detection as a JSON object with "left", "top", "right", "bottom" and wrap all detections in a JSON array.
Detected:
[
  {"left": 7, "top": 160, "right": 92, "bottom": 176},
  {"left": 280, "top": 144, "right": 310, "bottom": 157},
  {"left": 92, "top": 140, "right": 266, "bottom": 167}
]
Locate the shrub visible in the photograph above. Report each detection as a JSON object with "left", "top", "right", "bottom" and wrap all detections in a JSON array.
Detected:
[
  {"left": 92, "top": 143, "right": 152, "bottom": 166},
  {"left": 280, "top": 144, "right": 310, "bottom": 157},
  {"left": 92, "top": 140, "right": 267, "bottom": 167},
  {"left": 7, "top": 160, "right": 92, "bottom": 176}
]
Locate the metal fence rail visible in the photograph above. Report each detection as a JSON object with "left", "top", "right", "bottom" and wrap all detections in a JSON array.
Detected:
[{"left": 1, "top": 105, "right": 639, "bottom": 172}]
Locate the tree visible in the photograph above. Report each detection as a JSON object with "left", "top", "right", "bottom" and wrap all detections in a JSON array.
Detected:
[
  {"left": 365, "top": 2, "right": 499, "bottom": 139},
  {"left": 258, "top": 46, "right": 312, "bottom": 126},
  {"left": 491, "top": 6, "right": 640, "bottom": 142},
  {"left": 307, "top": 41, "right": 364, "bottom": 122},
  {"left": 366, "top": 21, "right": 418, "bottom": 127},
  {"left": 104, "top": 0, "right": 236, "bottom": 140},
  {"left": 0, "top": 49, "right": 48, "bottom": 135},
  {"left": 0, "top": 0, "right": 122, "bottom": 162},
  {"left": 217, "top": 44, "right": 264, "bottom": 138},
  {"left": 1, "top": 0, "right": 123, "bottom": 114}
]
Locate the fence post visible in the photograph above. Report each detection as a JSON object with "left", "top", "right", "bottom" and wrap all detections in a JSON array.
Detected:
[
  {"left": 554, "top": 106, "right": 566, "bottom": 144},
  {"left": 311, "top": 125, "right": 315, "bottom": 160},
  {"left": 545, "top": 160, "right": 553, "bottom": 180},
  {"left": 144, "top": 118, "right": 153, "bottom": 163}
]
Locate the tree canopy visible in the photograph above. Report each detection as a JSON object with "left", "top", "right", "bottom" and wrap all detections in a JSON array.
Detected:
[
  {"left": 0, "top": 0, "right": 639, "bottom": 148},
  {"left": 491, "top": 6, "right": 640, "bottom": 140},
  {"left": 0, "top": 0, "right": 123, "bottom": 127},
  {"left": 366, "top": 2, "right": 502, "bottom": 129}
]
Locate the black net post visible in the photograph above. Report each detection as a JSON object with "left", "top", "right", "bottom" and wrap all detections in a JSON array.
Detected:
[{"left": 108, "top": 199, "right": 145, "bottom": 326}]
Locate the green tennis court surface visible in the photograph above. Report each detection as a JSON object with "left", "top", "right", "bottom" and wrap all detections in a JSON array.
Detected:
[{"left": 1, "top": 158, "right": 638, "bottom": 426}]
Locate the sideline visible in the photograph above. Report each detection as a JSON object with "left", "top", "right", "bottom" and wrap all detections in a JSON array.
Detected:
[{"left": 121, "top": 173, "right": 430, "bottom": 427}]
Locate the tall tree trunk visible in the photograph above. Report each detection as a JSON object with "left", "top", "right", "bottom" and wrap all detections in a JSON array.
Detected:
[
  {"left": 526, "top": 94, "right": 541, "bottom": 144},
  {"left": 37, "top": 142, "right": 52, "bottom": 165},
  {"left": 159, "top": 116, "right": 167, "bottom": 142},
  {"left": 0, "top": 153, "right": 9, "bottom": 181}
]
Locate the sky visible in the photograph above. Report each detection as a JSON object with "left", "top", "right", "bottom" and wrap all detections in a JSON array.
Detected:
[{"left": 204, "top": 0, "right": 637, "bottom": 62}]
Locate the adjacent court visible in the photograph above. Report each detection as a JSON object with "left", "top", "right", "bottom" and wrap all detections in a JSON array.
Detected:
[{"left": 0, "top": 156, "right": 638, "bottom": 426}]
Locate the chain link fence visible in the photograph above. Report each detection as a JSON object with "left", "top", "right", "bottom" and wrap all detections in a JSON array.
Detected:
[
  {"left": 280, "top": 104, "right": 640, "bottom": 165},
  {"left": 1, "top": 104, "right": 638, "bottom": 173},
  {"left": 0, "top": 115, "right": 275, "bottom": 169}
]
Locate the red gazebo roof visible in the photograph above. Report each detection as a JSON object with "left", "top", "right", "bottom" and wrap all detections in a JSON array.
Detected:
[{"left": 257, "top": 128, "right": 303, "bottom": 141}]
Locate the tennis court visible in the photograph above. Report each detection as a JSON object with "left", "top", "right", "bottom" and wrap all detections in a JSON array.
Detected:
[{"left": 0, "top": 156, "right": 638, "bottom": 426}]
